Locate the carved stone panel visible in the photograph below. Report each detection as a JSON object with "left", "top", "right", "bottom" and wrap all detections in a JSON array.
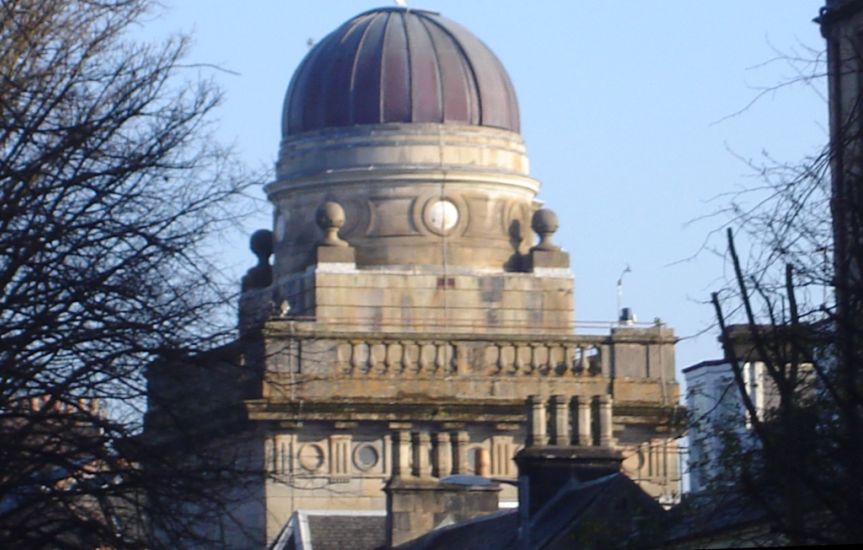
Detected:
[{"left": 367, "top": 197, "right": 418, "bottom": 237}]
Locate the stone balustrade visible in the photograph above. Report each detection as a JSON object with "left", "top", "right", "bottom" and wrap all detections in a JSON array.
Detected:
[
  {"left": 260, "top": 323, "right": 678, "bottom": 404},
  {"left": 272, "top": 331, "right": 610, "bottom": 379}
]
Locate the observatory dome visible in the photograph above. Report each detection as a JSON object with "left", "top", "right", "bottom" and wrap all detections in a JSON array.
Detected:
[
  {"left": 269, "top": 7, "right": 542, "bottom": 275},
  {"left": 282, "top": 7, "right": 520, "bottom": 136}
]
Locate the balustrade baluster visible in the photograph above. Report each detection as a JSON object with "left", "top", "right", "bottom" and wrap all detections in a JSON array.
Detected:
[
  {"left": 419, "top": 343, "right": 436, "bottom": 373},
  {"left": 402, "top": 342, "right": 418, "bottom": 373},
  {"left": 578, "top": 346, "right": 590, "bottom": 374},
  {"left": 386, "top": 342, "right": 402, "bottom": 374},
  {"left": 550, "top": 345, "right": 565, "bottom": 376},
  {"left": 564, "top": 345, "right": 576, "bottom": 376},
  {"left": 371, "top": 343, "right": 387, "bottom": 375},
  {"left": 336, "top": 342, "right": 352, "bottom": 375},
  {"left": 500, "top": 345, "right": 514, "bottom": 374},
  {"left": 351, "top": 341, "right": 369, "bottom": 375}
]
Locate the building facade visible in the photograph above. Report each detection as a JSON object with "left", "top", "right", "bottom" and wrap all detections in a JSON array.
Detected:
[
  {"left": 819, "top": 0, "right": 863, "bottom": 288},
  {"left": 148, "top": 7, "right": 683, "bottom": 547},
  {"left": 684, "top": 358, "right": 776, "bottom": 494}
]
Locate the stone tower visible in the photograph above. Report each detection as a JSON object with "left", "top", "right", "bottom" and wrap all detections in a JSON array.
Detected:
[
  {"left": 819, "top": 0, "right": 863, "bottom": 269},
  {"left": 149, "top": 7, "right": 682, "bottom": 547},
  {"left": 818, "top": 1, "right": 863, "bottom": 389}
]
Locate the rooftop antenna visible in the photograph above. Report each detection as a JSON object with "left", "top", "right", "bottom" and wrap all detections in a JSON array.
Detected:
[{"left": 616, "top": 264, "right": 632, "bottom": 321}]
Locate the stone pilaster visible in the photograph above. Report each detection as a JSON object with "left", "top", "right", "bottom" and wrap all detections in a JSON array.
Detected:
[
  {"left": 599, "top": 395, "right": 615, "bottom": 447},
  {"left": 433, "top": 432, "right": 452, "bottom": 478},
  {"left": 490, "top": 435, "right": 515, "bottom": 477},
  {"left": 392, "top": 430, "right": 411, "bottom": 478},
  {"left": 412, "top": 432, "right": 431, "bottom": 478},
  {"left": 328, "top": 434, "right": 352, "bottom": 476},
  {"left": 577, "top": 396, "right": 592, "bottom": 446},
  {"left": 475, "top": 447, "right": 491, "bottom": 477},
  {"left": 452, "top": 431, "right": 469, "bottom": 474},
  {"left": 551, "top": 394, "right": 570, "bottom": 445},
  {"left": 528, "top": 395, "right": 548, "bottom": 447}
]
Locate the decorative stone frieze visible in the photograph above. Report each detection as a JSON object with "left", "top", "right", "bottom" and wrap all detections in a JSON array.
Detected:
[{"left": 328, "top": 434, "right": 352, "bottom": 477}]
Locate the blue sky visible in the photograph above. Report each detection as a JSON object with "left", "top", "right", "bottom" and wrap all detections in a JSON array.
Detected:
[{"left": 147, "top": 1, "right": 827, "bottom": 374}]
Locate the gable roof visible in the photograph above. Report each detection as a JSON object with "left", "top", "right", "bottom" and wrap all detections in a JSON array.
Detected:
[
  {"left": 399, "top": 473, "right": 666, "bottom": 549},
  {"left": 396, "top": 509, "right": 519, "bottom": 550},
  {"left": 271, "top": 510, "right": 386, "bottom": 550}
]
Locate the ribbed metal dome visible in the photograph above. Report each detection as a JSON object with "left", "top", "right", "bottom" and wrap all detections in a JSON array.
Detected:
[{"left": 282, "top": 7, "right": 520, "bottom": 137}]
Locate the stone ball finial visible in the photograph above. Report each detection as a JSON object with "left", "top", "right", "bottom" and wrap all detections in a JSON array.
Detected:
[
  {"left": 250, "top": 229, "right": 273, "bottom": 261},
  {"left": 531, "top": 208, "right": 560, "bottom": 251},
  {"left": 242, "top": 229, "right": 273, "bottom": 291},
  {"left": 316, "top": 201, "right": 348, "bottom": 247}
]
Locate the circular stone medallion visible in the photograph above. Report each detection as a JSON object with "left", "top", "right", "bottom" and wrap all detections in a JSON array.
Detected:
[
  {"left": 298, "top": 443, "right": 325, "bottom": 472},
  {"left": 352, "top": 444, "right": 380, "bottom": 471},
  {"left": 425, "top": 199, "right": 459, "bottom": 234}
]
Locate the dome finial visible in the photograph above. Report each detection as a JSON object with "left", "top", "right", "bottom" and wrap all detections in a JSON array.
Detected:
[
  {"left": 241, "top": 229, "right": 273, "bottom": 291},
  {"left": 316, "top": 201, "right": 349, "bottom": 247},
  {"left": 394, "top": 0, "right": 407, "bottom": 6},
  {"left": 531, "top": 209, "right": 561, "bottom": 251}
]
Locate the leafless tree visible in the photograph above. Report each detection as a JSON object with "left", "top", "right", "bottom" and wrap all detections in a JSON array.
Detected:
[
  {"left": 0, "top": 1, "right": 260, "bottom": 547},
  {"left": 703, "top": 27, "right": 863, "bottom": 544}
]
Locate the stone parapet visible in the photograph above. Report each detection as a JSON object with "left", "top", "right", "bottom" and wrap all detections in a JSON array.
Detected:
[
  {"left": 266, "top": 265, "right": 576, "bottom": 335},
  {"left": 264, "top": 328, "right": 608, "bottom": 380},
  {"left": 261, "top": 323, "right": 676, "bottom": 384}
]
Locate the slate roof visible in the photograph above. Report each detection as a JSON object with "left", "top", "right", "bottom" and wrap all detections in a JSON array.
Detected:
[
  {"left": 271, "top": 510, "right": 386, "bottom": 550},
  {"left": 399, "top": 473, "right": 666, "bottom": 550},
  {"left": 272, "top": 476, "right": 670, "bottom": 550},
  {"left": 307, "top": 515, "right": 386, "bottom": 550},
  {"left": 664, "top": 490, "right": 773, "bottom": 545},
  {"left": 397, "top": 509, "right": 519, "bottom": 550}
]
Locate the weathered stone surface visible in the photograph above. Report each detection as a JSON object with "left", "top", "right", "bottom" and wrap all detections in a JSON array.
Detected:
[
  {"left": 385, "top": 477, "right": 501, "bottom": 547},
  {"left": 530, "top": 248, "right": 571, "bottom": 269},
  {"left": 316, "top": 245, "right": 356, "bottom": 264}
]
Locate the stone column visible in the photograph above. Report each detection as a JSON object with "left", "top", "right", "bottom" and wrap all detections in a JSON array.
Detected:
[
  {"left": 528, "top": 395, "right": 548, "bottom": 447},
  {"left": 412, "top": 432, "right": 431, "bottom": 478},
  {"left": 392, "top": 430, "right": 411, "bottom": 477},
  {"left": 551, "top": 394, "right": 570, "bottom": 446},
  {"left": 475, "top": 447, "right": 491, "bottom": 477},
  {"left": 599, "top": 395, "right": 615, "bottom": 447},
  {"left": 576, "top": 396, "right": 592, "bottom": 446},
  {"left": 433, "top": 432, "right": 452, "bottom": 478},
  {"left": 452, "top": 431, "right": 469, "bottom": 474}
]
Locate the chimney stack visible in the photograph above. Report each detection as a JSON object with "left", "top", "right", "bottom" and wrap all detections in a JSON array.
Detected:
[
  {"left": 516, "top": 394, "right": 622, "bottom": 520},
  {"left": 385, "top": 429, "right": 501, "bottom": 547}
]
